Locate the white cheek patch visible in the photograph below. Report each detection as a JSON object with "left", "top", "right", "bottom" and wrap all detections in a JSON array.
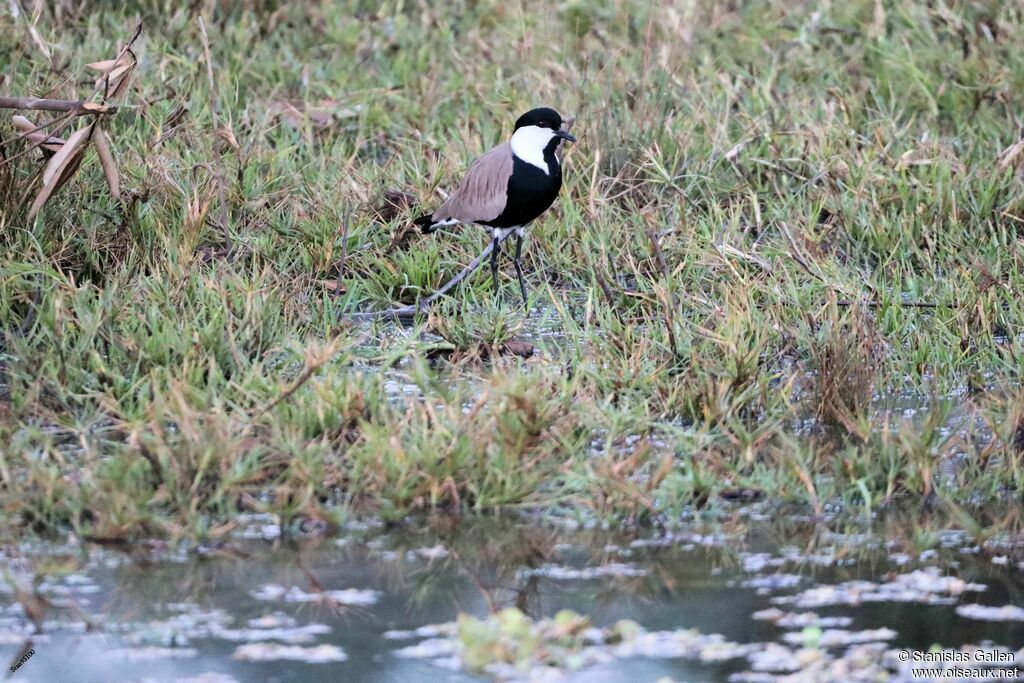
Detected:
[{"left": 510, "top": 125, "right": 555, "bottom": 174}]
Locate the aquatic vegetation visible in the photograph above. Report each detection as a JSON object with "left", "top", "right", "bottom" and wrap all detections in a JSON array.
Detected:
[
  {"left": 0, "top": 515, "right": 1020, "bottom": 680},
  {"left": 390, "top": 604, "right": 1010, "bottom": 682},
  {"left": 391, "top": 606, "right": 757, "bottom": 677}
]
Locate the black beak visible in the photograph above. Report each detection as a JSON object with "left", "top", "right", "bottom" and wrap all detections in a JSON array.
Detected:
[{"left": 555, "top": 130, "right": 577, "bottom": 143}]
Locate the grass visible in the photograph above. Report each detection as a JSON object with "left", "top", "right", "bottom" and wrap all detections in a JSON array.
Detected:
[{"left": 1, "top": 0, "right": 1024, "bottom": 542}]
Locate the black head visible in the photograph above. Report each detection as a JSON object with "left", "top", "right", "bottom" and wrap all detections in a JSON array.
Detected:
[
  {"left": 514, "top": 107, "right": 563, "bottom": 132},
  {"left": 513, "top": 107, "right": 577, "bottom": 143}
]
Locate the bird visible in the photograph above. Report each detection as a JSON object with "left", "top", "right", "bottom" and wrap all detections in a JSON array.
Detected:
[{"left": 414, "top": 107, "right": 576, "bottom": 305}]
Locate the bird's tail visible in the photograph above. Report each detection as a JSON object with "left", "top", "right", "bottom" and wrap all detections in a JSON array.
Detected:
[{"left": 414, "top": 214, "right": 437, "bottom": 234}]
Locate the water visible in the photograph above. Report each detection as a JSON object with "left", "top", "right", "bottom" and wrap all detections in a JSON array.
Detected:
[{"left": 3, "top": 512, "right": 1023, "bottom": 682}]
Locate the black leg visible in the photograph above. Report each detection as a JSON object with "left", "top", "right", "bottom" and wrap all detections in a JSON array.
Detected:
[
  {"left": 513, "top": 233, "right": 528, "bottom": 308},
  {"left": 490, "top": 232, "right": 501, "bottom": 295}
]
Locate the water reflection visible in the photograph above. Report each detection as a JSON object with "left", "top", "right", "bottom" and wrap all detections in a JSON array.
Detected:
[{"left": 1, "top": 509, "right": 1022, "bottom": 681}]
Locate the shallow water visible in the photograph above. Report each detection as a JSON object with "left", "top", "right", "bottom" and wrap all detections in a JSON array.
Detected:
[{"left": 3, "top": 511, "right": 1023, "bottom": 682}]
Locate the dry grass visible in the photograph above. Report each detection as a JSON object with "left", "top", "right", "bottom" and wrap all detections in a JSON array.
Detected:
[{"left": 0, "top": 0, "right": 1023, "bottom": 542}]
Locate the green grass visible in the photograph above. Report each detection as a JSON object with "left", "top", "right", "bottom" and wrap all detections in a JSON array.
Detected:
[{"left": 1, "top": 0, "right": 1024, "bottom": 541}]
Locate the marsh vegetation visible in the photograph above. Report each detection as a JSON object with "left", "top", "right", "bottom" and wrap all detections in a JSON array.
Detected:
[{"left": 1, "top": 0, "right": 1024, "bottom": 679}]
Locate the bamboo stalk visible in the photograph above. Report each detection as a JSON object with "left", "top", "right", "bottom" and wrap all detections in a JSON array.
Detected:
[{"left": 0, "top": 97, "right": 113, "bottom": 115}]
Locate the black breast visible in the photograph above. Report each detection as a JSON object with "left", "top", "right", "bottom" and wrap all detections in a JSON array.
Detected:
[{"left": 483, "top": 141, "right": 562, "bottom": 229}]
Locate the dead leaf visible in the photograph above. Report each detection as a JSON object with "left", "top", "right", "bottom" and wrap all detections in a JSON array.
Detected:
[
  {"left": 86, "top": 51, "right": 136, "bottom": 100},
  {"left": 30, "top": 123, "right": 93, "bottom": 219},
  {"left": 85, "top": 58, "right": 118, "bottom": 72},
  {"left": 320, "top": 279, "right": 347, "bottom": 294},
  {"left": 22, "top": 13, "right": 52, "bottom": 61},
  {"left": 267, "top": 99, "right": 363, "bottom": 130},
  {"left": 183, "top": 188, "right": 213, "bottom": 236},
  {"left": 998, "top": 139, "right": 1024, "bottom": 172},
  {"left": 216, "top": 124, "right": 240, "bottom": 153},
  {"left": 42, "top": 125, "right": 90, "bottom": 186},
  {"left": 11, "top": 115, "right": 36, "bottom": 132},
  {"left": 385, "top": 223, "right": 418, "bottom": 254},
  {"left": 11, "top": 115, "right": 65, "bottom": 154},
  {"left": 92, "top": 126, "right": 120, "bottom": 200}
]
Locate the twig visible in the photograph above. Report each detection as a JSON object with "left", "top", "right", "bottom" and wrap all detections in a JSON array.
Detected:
[
  {"left": 94, "top": 21, "right": 142, "bottom": 102},
  {"left": 0, "top": 97, "right": 113, "bottom": 115},
  {"left": 593, "top": 268, "right": 618, "bottom": 310},
  {"left": 197, "top": 16, "right": 232, "bottom": 253},
  {"left": 777, "top": 220, "right": 823, "bottom": 283},
  {"left": 335, "top": 207, "right": 350, "bottom": 281},
  {"left": 0, "top": 111, "right": 73, "bottom": 148},
  {"left": 837, "top": 300, "right": 941, "bottom": 308},
  {"left": 646, "top": 229, "right": 673, "bottom": 282},
  {"left": 347, "top": 231, "right": 515, "bottom": 321},
  {"left": 5, "top": 17, "right": 139, "bottom": 117},
  {"left": 1, "top": 21, "right": 141, "bottom": 170},
  {"left": 10, "top": 0, "right": 50, "bottom": 62},
  {"left": 250, "top": 341, "right": 340, "bottom": 419},
  {"left": 646, "top": 229, "right": 679, "bottom": 353},
  {"left": 0, "top": 113, "right": 77, "bottom": 168},
  {"left": 18, "top": 275, "right": 42, "bottom": 336}
]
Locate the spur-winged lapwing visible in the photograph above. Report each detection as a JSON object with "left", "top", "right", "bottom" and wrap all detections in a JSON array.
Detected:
[{"left": 414, "top": 107, "right": 576, "bottom": 304}]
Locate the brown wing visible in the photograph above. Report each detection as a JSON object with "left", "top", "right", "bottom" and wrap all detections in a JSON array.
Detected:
[{"left": 432, "top": 143, "right": 513, "bottom": 224}]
